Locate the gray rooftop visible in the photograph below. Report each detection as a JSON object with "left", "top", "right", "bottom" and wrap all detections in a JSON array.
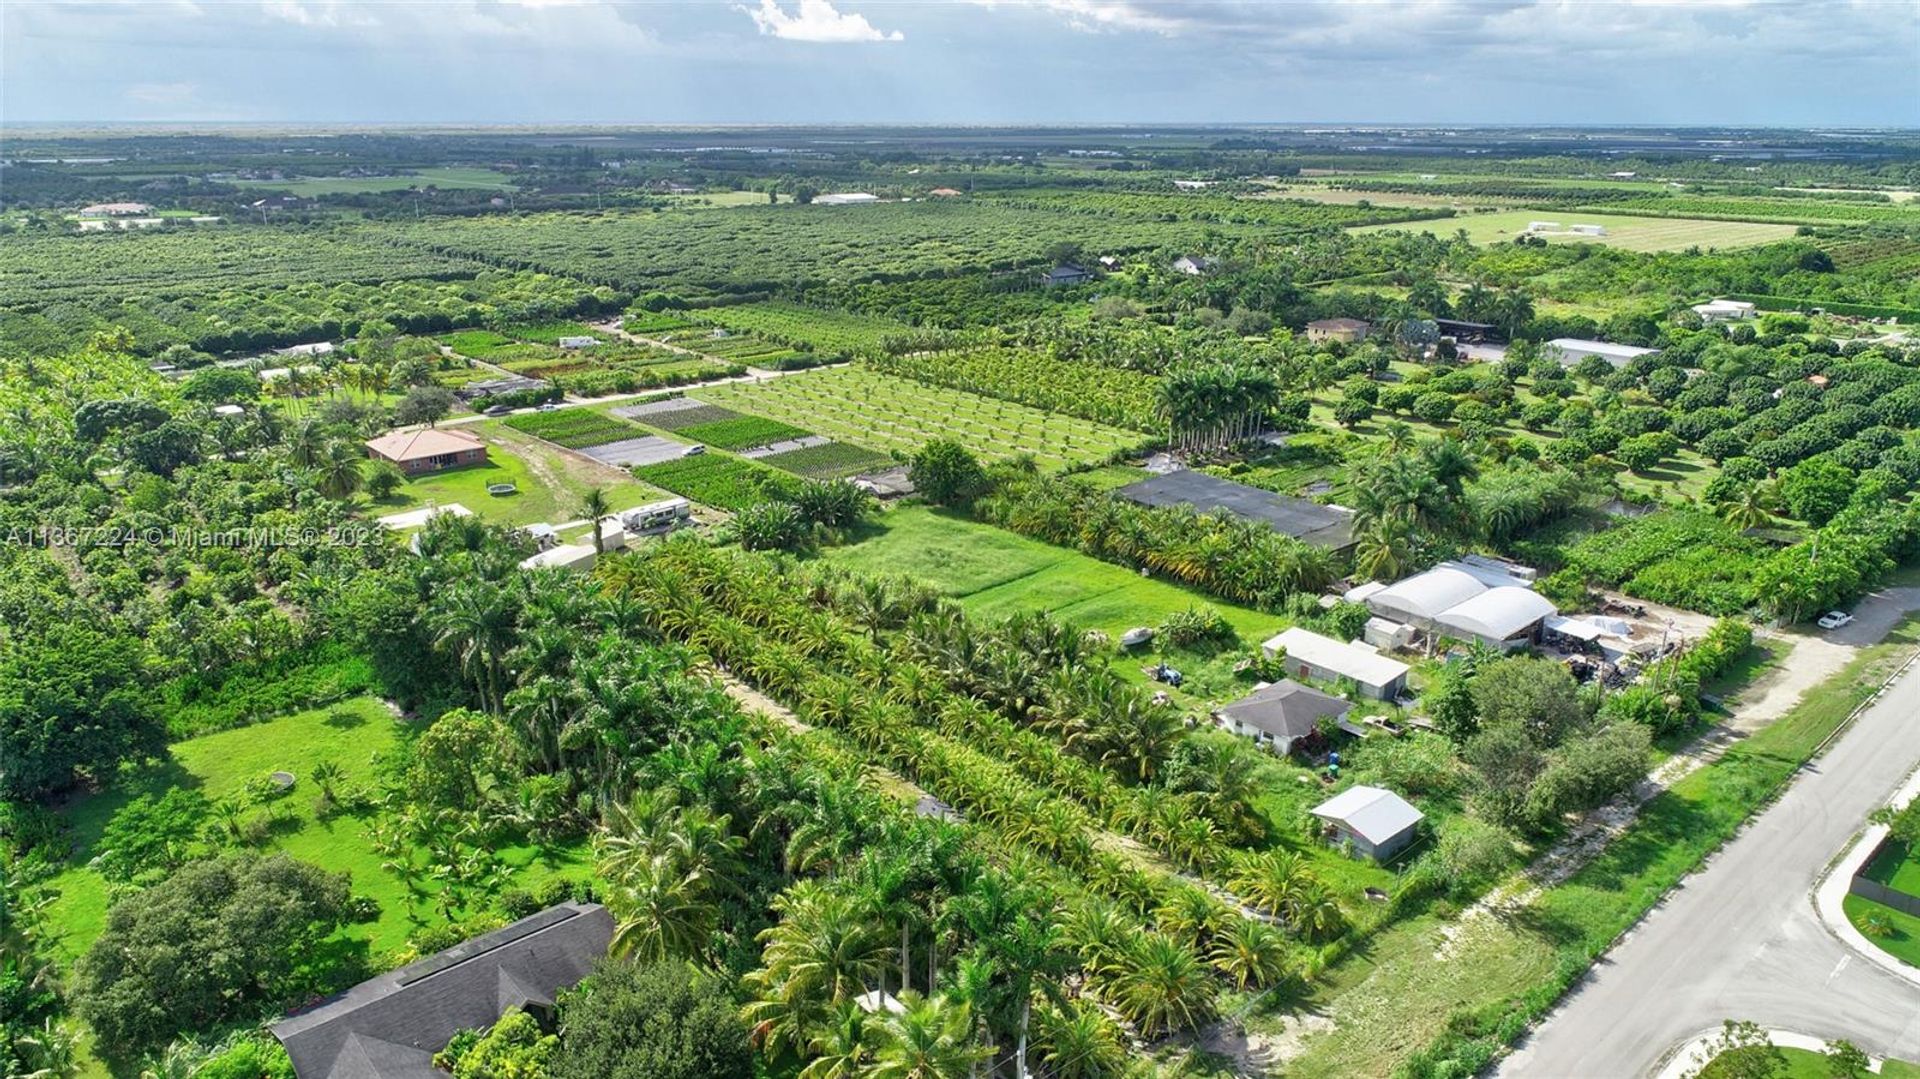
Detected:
[
  {"left": 1117, "top": 470, "right": 1354, "bottom": 549},
  {"left": 1215, "top": 679, "right": 1352, "bottom": 742},
  {"left": 272, "top": 903, "right": 612, "bottom": 1079}
]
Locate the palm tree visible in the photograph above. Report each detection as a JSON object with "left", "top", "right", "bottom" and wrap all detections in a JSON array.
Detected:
[
  {"left": 797, "top": 1002, "right": 872, "bottom": 1079},
  {"left": 867, "top": 992, "right": 990, "bottom": 1079},
  {"left": 1107, "top": 932, "right": 1219, "bottom": 1039},
  {"left": 604, "top": 859, "right": 714, "bottom": 963},
  {"left": 309, "top": 760, "right": 344, "bottom": 802},
  {"left": 1352, "top": 516, "right": 1414, "bottom": 582},
  {"left": 744, "top": 880, "right": 892, "bottom": 1057},
  {"left": 1208, "top": 917, "right": 1290, "bottom": 989},
  {"left": 1230, "top": 849, "right": 1311, "bottom": 921},
  {"left": 1719, "top": 480, "right": 1776, "bottom": 530},
  {"left": 1034, "top": 999, "right": 1127, "bottom": 1079},
  {"left": 429, "top": 580, "right": 517, "bottom": 713},
  {"left": 315, "top": 440, "right": 366, "bottom": 499},
  {"left": 286, "top": 417, "right": 326, "bottom": 469},
  {"left": 579, "top": 486, "right": 612, "bottom": 556}
]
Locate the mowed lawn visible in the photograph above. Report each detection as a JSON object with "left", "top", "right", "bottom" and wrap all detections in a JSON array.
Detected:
[
  {"left": 38, "top": 698, "right": 588, "bottom": 968},
  {"left": 1352, "top": 208, "right": 1797, "bottom": 252},
  {"left": 369, "top": 424, "right": 669, "bottom": 529},
  {"left": 817, "top": 505, "right": 1284, "bottom": 642},
  {"left": 1705, "top": 1046, "right": 1920, "bottom": 1079}
]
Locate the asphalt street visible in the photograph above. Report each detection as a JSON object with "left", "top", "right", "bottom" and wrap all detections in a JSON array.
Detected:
[{"left": 1498, "top": 651, "right": 1920, "bottom": 1077}]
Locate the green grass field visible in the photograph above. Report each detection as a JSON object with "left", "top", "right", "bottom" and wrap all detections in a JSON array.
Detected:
[
  {"left": 1843, "top": 893, "right": 1920, "bottom": 969},
  {"left": 694, "top": 368, "right": 1145, "bottom": 470},
  {"left": 233, "top": 167, "right": 517, "bottom": 196},
  {"left": 1863, "top": 839, "right": 1920, "bottom": 895},
  {"left": 1702, "top": 1044, "right": 1920, "bottom": 1079},
  {"left": 1352, "top": 208, "right": 1798, "bottom": 252},
  {"left": 817, "top": 505, "right": 1283, "bottom": 643},
  {"left": 37, "top": 699, "right": 586, "bottom": 967},
  {"left": 371, "top": 427, "right": 666, "bottom": 528}
]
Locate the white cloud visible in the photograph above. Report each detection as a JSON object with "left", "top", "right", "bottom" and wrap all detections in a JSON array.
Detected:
[
  {"left": 744, "top": 0, "right": 903, "bottom": 42},
  {"left": 259, "top": 0, "right": 377, "bottom": 29},
  {"left": 973, "top": 0, "right": 1188, "bottom": 35},
  {"left": 125, "top": 81, "right": 197, "bottom": 106}
]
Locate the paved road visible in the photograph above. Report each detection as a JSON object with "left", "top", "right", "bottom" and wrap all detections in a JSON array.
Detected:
[{"left": 1499, "top": 653, "right": 1920, "bottom": 1078}]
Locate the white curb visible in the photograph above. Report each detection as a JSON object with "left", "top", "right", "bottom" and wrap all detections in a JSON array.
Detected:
[
  {"left": 1814, "top": 764, "right": 1920, "bottom": 988},
  {"left": 1655, "top": 1027, "right": 1882, "bottom": 1079}
]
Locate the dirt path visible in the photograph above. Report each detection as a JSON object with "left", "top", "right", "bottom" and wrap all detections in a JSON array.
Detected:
[{"left": 1720, "top": 629, "right": 1853, "bottom": 731}]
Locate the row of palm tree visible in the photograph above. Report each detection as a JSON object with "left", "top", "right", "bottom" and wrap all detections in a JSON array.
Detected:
[
  {"left": 977, "top": 472, "right": 1336, "bottom": 609},
  {"left": 601, "top": 547, "right": 1267, "bottom": 1055},
  {"left": 1157, "top": 361, "right": 1281, "bottom": 455}
]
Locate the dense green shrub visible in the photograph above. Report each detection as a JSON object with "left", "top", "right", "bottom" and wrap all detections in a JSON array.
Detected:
[
  {"left": 552, "top": 962, "right": 751, "bottom": 1079},
  {"left": 73, "top": 855, "right": 356, "bottom": 1061}
]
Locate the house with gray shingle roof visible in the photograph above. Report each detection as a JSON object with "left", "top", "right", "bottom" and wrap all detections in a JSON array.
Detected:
[{"left": 271, "top": 903, "right": 612, "bottom": 1079}]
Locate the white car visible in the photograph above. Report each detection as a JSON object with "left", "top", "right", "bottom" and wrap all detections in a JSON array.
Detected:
[{"left": 1817, "top": 611, "right": 1854, "bottom": 630}]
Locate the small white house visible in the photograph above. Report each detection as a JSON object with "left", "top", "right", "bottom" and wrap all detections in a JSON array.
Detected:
[
  {"left": 557, "top": 336, "right": 599, "bottom": 349},
  {"left": 1691, "top": 299, "right": 1757, "bottom": 323},
  {"left": 1212, "top": 680, "right": 1351, "bottom": 754},
  {"left": 815, "top": 192, "right": 880, "bottom": 205},
  {"left": 1363, "top": 617, "right": 1415, "bottom": 652},
  {"left": 1311, "top": 785, "right": 1424, "bottom": 862},
  {"left": 519, "top": 543, "right": 599, "bottom": 573}
]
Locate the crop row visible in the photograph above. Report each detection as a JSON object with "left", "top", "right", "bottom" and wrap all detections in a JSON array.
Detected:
[
  {"left": 694, "top": 367, "right": 1146, "bottom": 469},
  {"left": 632, "top": 454, "right": 789, "bottom": 510},
  {"left": 0, "top": 269, "right": 616, "bottom": 358},
  {"left": 1586, "top": 196, "right": 1920, "bottom": 225},
  {"left": 689, "top": 300, "right": 910, "bottom": 354},
  {"left": 756, "top": 441, "right": 894, "bottom": 479},
  {"left": 868, "top": 347, "right": 1164, "bottom": 431},
  {"left": 979, "top": 189, "right": 1451, "bottom": 230},
  {"left": 672, "top": 415, "right": 811, "bottom": 451},
  {"left": 501, "top": 409, "right": 642, "bottom": 449}
]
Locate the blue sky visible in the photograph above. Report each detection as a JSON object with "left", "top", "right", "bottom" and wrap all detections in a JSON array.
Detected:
[{"left": 4, "top": 0, "right": 1916, "bottom": 126}]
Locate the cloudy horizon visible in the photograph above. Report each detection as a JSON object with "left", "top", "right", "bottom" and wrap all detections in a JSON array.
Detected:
[{"left": 4, "top": 0, "right": 1916, "bottom": 128}]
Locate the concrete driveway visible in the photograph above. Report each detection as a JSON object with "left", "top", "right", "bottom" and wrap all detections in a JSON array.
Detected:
[
  {"left": 1830, "top": 587, "right": 1920, "bottom": 648},
  {"left": 1497, "top": 654, "right": 1920, "bottom": 1077}
]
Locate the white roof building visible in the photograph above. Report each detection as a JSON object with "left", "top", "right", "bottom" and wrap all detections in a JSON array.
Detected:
[
  {"left": 1548, "top": 338, "right": 1660, "bottom": 369},
  {"left": 1366, "top": 566, "right": 1487, "bottom": 628},
  {"left": 1311, "top": 785, "right": 1424, "bottom": 861},
  {"left": 557, "top": 336, "right": 599, "bottom": 349},
  {"left": 1433, "top": 587, "right": 1557, "bottom": 650},
  {"left": 1263, "top": 627, "right": 1410, "bottom": 701},
  {"left": 814, "top": 192, "right": 880, "bottom": 205},
  {"left": 519, "top": 544, "right": 599, "bottom": 572},
  {"left": 79, "top": 202, "right": 152, "bottom": 216},
  {"left": 1692, "top": 299, "right": 1757, "bottom": 322}
]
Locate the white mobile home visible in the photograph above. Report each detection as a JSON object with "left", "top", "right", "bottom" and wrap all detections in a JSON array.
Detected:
[{"left": 1263, "top": 628, "right": 1410, "bottom": 701}]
